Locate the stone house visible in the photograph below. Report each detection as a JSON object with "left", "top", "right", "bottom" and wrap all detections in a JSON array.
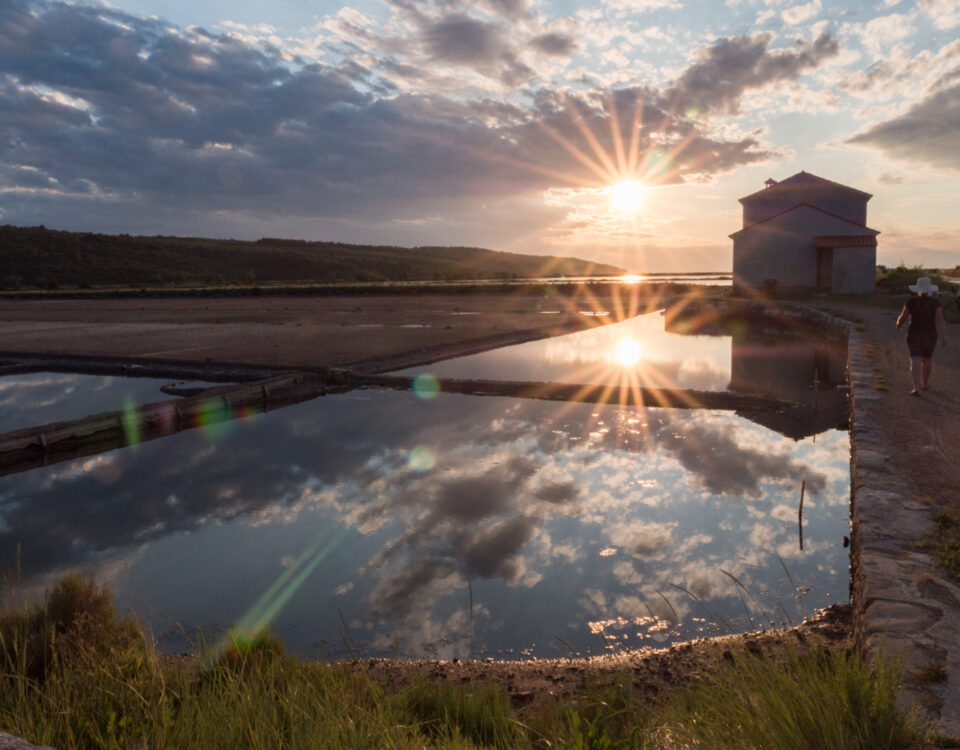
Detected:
[{"left": 730, "top": 171, "right": 879, "bottom": 294}]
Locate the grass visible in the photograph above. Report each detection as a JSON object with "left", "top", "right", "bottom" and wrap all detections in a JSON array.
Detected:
[
  {"left": 652, "top": 647, "right": 916, "bottom": 750},
  {"left": 0, "top": 574, "right": 927, "bottom": 749},
  {"left": 930, "top": 509, "right": 960, "bottom": 579}
]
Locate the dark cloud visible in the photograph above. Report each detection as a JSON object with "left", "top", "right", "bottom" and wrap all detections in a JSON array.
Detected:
[
  {"left": 662, "top": 32, "right": 839, "bottom": 115},
  {"left": 534, "top": 480, "right": 580, "bottom": 504},
  {"left": 370, "top": 559, "right": 459, "bottom": 617},
  {"left": 459, "top": 515, "right": 536, "bottom": 580},
  {"left": 659, "top": 421, "right": 827, "bottom": 498},
  {"left": 530, "top": 32, "right": 577, "bottom": 56},
  {"left": 846, "top": 83, "right": 960, "bottom": 170},
  {"left": 421, "top": 13, "right": 533, "bottom": 84},
  {"left": 434, "top": 473, "right": 519, "bottom": 519},
  {"left": 425, "top": 15, "right": 504, "bottom": 64}
]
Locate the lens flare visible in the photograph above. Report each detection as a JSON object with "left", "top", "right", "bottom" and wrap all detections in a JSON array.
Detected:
[
  {"left": 408, "top": 445, "right": 436, "bottom": 471},
  {"left": 412, "top": 373, "right": 440, "bottom": 399},
  {"left": 121, "top": 397, "right": 141, "bottom": 449},
  {"left": 205, "top": 524, "right": 352, "bottom": 665},
  {"left": 197, "top": 397, "right": 234, "bottom": 440},
  {"left": 236, "top": 405, "right": 264, "bottom": 422}
]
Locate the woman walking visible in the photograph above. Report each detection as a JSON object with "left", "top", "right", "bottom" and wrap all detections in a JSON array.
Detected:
[{"left": 896, "top": 276, "right": 948, "bottom": 395}]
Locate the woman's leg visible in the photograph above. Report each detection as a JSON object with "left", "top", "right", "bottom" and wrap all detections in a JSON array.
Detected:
[
  {"left": 922, "top": 356, "right": 933, "bottom": 388},
  {"left": 910, "top": 355, "right": 923, "bottom": 393}
]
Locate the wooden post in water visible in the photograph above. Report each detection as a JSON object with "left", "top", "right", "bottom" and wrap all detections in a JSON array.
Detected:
[{"left": 798, "top": 479, "right": 806, "bottom": 551}]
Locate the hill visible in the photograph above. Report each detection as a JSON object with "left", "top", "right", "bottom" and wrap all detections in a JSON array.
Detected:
[{"left": 0, "top": 225, "right": 626, "bottom": 289}]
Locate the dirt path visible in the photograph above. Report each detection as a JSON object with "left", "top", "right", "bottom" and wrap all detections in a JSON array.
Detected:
[{"left": 824, "top": 299, "right": 960, "bottom": 512}]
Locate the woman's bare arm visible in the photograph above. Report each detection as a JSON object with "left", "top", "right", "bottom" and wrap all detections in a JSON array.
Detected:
[{"left": 896, "top": 306, "right": 909, "bottom": 330}]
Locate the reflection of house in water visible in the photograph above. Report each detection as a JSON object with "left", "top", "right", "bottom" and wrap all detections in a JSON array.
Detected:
[{"left": 665, "top": 305, "right": 848, "bottom": 440}]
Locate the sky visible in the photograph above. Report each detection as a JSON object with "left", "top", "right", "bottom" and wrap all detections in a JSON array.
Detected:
[{"left": 1, "top": 0, "right": 959, "bottom": 272}]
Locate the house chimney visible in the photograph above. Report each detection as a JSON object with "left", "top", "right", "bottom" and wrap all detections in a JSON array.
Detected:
[{"left": 764, "top": 178, "right": 778, "bottom": 188}]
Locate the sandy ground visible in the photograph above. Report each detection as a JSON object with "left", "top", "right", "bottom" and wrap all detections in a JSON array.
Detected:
[
  {"left": 0, "top": 290, "right": 678, "bottom": 372},
  {"left": 2, "top": 290, "right": 955, "bottom": 700}
]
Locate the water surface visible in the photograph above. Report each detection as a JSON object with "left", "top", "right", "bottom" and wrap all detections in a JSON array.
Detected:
[
  {"left": 0, "top": 373, "right": 216, "bottom": 433},
  {"left": 0, "top": 387, "right": 849, "bottom": 660},
  {"left": 397, "top": 311, "right": 733, "bottom": 391}
]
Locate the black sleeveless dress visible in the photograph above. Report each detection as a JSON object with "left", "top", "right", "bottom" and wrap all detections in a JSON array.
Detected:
[{"left": 905, "top": 296, "right": 941, "bottom": 357}]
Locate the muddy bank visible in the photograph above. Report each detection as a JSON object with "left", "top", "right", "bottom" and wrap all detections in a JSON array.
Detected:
[
  {"left": 353, "top": 603, "right": 851, "bottom": 705},
  {"left": 0, "top": 289, "right": 707, "bottom": 372}
]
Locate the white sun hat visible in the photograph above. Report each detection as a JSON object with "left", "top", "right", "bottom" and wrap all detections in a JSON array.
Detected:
[{"left": 908, "top": 276, "right": 939, "bottom": 294}]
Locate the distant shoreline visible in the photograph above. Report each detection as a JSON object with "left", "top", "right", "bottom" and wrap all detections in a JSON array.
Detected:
[{"left": 0, "top": 275, "right": 732, "bottom": 301}]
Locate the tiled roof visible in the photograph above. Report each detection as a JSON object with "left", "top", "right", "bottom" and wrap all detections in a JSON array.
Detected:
[
  {"left": 814, "top": 235, "right": 877, "bottom": 248},
  {"left": 739, "top": 170, "right": 873, "bottom": 203}
]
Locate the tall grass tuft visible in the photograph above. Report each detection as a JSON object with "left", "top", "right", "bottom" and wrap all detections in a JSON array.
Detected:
[
  {"left": 400, "top": 679, "right": 522, "bottom": 749},
  {"left": 0, "top": 574, "right": 926, "bottom": 750},
  {"left": 654, "top": 646, "right": 921, "bottom": 750}
]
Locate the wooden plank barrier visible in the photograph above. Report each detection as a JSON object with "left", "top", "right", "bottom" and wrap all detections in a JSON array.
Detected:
[
  {"left": 0, "top": 364, "right": 801, "bottom": 480},
  {"left": 0, "top": 373, "right": 330, "bottom": 478}
]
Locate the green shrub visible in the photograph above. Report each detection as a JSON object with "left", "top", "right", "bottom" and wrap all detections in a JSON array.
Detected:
[{"left": 876, "top": 264, "right": 954, "bottom": 296}]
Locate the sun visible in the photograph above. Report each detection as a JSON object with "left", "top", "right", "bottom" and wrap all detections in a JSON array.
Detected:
[
  {"left": 609, "top": 179, "right": 647, "bottom": 212},
  {"left": 613, "top": 337, "right": 642, "bottom": 367}
]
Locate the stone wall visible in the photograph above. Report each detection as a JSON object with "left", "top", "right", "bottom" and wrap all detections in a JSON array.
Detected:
[{"left": 847, "top": 325, "right": 960, "bottom": 735}]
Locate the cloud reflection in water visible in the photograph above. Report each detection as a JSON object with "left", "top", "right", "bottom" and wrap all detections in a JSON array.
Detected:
[{"left": 0, "top": 385, "right": 848, "bottom": 659}]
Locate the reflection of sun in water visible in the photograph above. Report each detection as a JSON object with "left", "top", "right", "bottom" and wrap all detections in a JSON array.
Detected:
[
  {"left": 614, "top": 337, "right": 642, "bottom": 366},
  {"left": 609, "top": 179, "right": 646, "bottom": 212}
]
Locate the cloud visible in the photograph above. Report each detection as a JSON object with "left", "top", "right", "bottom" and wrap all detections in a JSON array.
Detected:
[
  {"left": 835, "top": 37, "right": 960, "bottom": 113},
  {"left": 602, "top": 0, "right": 682, "bottom": 11},
  {"left": 421, "top": 15, "right": 534, "bottom": 85},
  {"left": 370, "top": 559, "right": 461, "bottom": 617},
  {"left": 917, "top": 0, "right": 960, "bottom": 29},
  {"left": 781, "top": 0, "right": 822, "bottom": 25},
  {"left": 459, "top": 515, "right": 537, "bottom": 580},
  {"left": 847, "top": 83, "right": 960, "bottom": 170},
  {"left": 845, "top": 11, "right": 916, "bottom": 58},
  {"left": 530, "top": 32, "right": 578, "bottom": 56},
  {"left": 659, "top": 420, "right": 827, "bottom": 498},
  {"left": 534, "top": 480, "right": 581, "bottom": 503},
  {"left": 608, "top": 520, "right": 675, "bottom": 557},
  {"left": 0, "top": 0, "right": 842, "bottom": 246},
  {"left": 425, "top": 15, "right": 504, "bottom": 64},
  {"left": 662, "top": 32, "right": 839, "bottom": 116},
  {"left": 473, "top": 0, "right": 533, "bottom": 19}
]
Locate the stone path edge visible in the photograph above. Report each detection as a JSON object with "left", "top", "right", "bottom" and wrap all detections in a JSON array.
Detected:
[{"left": 840, "top": 313, "right": 960, "bottom": 736}]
